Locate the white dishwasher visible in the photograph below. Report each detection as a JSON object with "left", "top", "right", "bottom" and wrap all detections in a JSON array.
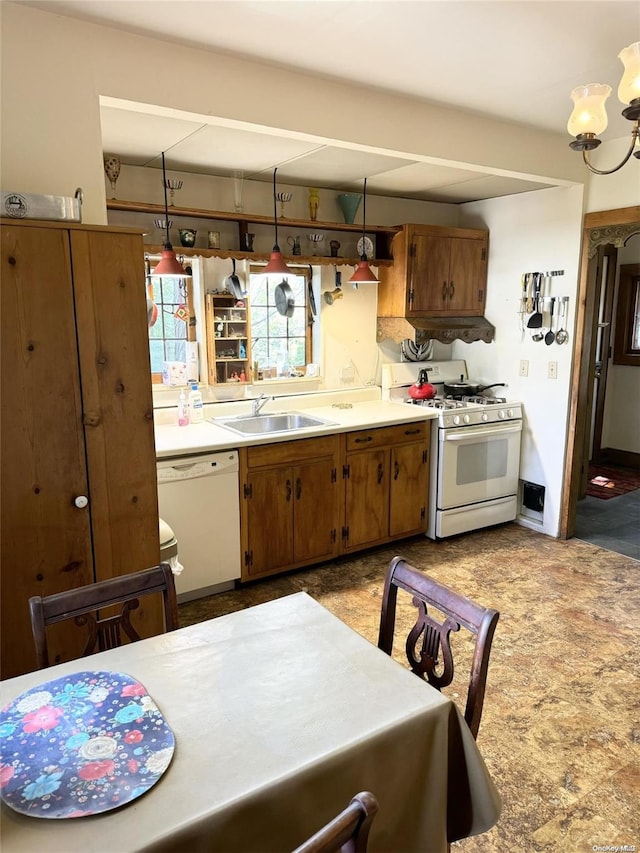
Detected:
[{"left": 157, "top": 451, "right": 241, "bottom": 602}]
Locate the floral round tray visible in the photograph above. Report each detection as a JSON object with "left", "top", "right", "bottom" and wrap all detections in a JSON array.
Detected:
[{"left": 0, "top": 671, "right": 175, "bottom": 819}]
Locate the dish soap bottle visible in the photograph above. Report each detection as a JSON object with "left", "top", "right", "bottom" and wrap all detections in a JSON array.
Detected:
[
  {"left": 177, "top": 389, "right": 190, "bottom": 427},
  {"left": 188, "top": 383, "right": 204, "bottom": 424}
]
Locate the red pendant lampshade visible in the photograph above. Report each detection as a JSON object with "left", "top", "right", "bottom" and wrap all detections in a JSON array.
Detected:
[
  {"left": 152, "top": 152, "right": 185, "bottom": 278},
  {"left": 263, "top": 167, "right": 293, "bottom": 275},
  {"left": 349, "top": 177, "right": 378, "bottom": 285}
]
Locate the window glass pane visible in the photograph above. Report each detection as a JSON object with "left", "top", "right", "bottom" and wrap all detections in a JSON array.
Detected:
[
  {"left": 148, "top": 274, "right": 189, "bottom": 377},
  {"left": 251, "top": 277, "right": 268, "bottom": 306},
  {"left": 149, "top": 340, "right": 165, "bottom": 374},
  {"left": 632, "top": 283, "right": 640, "bottom": 350},
  {"left": 248, "top": 270, "right": 310, "bottom": 374}
]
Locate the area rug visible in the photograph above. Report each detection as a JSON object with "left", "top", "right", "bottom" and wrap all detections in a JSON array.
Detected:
[{"left": 586, "top": 463, "right": 640, "bottom": 500}]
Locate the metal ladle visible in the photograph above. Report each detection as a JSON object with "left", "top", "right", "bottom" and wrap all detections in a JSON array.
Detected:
[{"left": 556, "top": 298, "right": 569, "bottom": 344}]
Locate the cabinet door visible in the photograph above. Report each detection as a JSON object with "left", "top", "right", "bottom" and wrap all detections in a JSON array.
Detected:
[
  {"left": 293, "top": 459, "right": 339, "bottom": 564},
  {"left": 246, "top": 467, "right": 294, "bottom": 575},
  {"left": 1, "top": 225, "right": 94, "bottom": 678},
  {"left": 408, "top": 234, "right": 451, "bottom": 315},
  {"left": 448, "top": 237, "right": 487, "bottom": 315},
  {"left": 389, "top": 443, "right": 428, "bottom": 537},
  {"left": 344, "top": 450, "right": 389, "bottom": 550}
]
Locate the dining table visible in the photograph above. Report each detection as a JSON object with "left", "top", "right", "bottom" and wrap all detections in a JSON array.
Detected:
[{"left": 0, "top": 592, "right": 501, "bottom": 852}]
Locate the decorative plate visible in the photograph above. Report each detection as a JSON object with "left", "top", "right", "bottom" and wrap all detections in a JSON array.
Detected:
[
  {"left": 357, "top": 236, "right": 374, "bottom": 260},
  {"left": 0, "top": 671, "right": 175, "bottom": 819}
]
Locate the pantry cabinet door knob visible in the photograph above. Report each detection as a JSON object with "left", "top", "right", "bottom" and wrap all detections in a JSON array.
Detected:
[{"left": 74, "top": 495, "right": 89, "bottom": 509}]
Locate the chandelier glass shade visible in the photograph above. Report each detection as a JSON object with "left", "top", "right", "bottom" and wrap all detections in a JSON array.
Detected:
[{"left": 567, "top": 42, "right": 640, "bottom": 175}]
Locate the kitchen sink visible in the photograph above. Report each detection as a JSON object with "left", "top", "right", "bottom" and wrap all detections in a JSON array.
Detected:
[{"left": 216, "top": 412, "right": 336, "bottom": 436}]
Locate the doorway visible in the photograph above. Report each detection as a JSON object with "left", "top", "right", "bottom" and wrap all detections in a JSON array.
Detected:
[{"left": 561, "top": 206, "right": 640, "bottom": 541}]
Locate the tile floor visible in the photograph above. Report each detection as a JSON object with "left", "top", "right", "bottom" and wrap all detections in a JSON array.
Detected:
[
  {"left": 179, "top": 523, "right": 640, "bottom": 852},
  {"left": 575, "top": 488, "right": 640, "bottom": 560}
]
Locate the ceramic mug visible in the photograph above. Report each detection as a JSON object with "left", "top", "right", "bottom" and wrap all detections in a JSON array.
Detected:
[
  {"left": 179, "top": 228, "right": 197, "bottom": 247},
  {"left": 329, "top": 240, "right": 340, "bottom": 257}
]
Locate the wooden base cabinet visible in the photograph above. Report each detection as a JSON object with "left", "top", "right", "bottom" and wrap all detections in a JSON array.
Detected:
[
  {"left": 378, "top": 224, "right": 489, "bottom": 318},
  {"left": 239, "top": 436, "right": 341, "bottom": 580},
  {"left": 1, "top": 220, "right": 162, "bottom": 678},
  {"left": 343, "top": 423, "right": 430, "bottom": 552}
]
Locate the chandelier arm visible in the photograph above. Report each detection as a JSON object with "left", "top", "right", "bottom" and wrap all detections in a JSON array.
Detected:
[{"left": 582, "top": 123, "right": 640, "bottom": 175}]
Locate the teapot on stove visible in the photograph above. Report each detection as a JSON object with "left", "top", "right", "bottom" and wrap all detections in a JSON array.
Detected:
[{"left": 408, "top": 368, "right": 437, "bottom": 401}]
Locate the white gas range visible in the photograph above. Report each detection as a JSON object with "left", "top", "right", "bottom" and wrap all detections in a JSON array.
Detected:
[{"left": 381, "top": 360, "right": 523, "bottom": 540}]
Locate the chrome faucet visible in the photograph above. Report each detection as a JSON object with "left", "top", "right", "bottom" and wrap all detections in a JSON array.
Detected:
[{"left": 251, "top": 393, "right": 273, "bottom": 417}]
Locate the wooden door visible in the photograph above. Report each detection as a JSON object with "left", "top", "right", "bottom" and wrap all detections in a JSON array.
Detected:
[
  {"left": 293, "top": 459, "right": 339, "bottom": 563},
  {"left": 344, "top": 450, "right": 389, "bottom": 550},
  {"left": 1, "top": 225, "right": 94, "bottom": 677},
  {"left": 246, "top": 467, "right": 294, "bottom": 575},
  {"left": 448, "top": 237, "right": 488, "bottom": 315},
  {"left": 408, "top": 234, "right": 451, "bottom": 315},
  {"left": 389, "top": 442, "right": 428, "bottom": 537}
]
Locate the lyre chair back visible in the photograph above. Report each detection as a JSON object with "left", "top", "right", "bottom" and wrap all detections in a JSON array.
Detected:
[
  {"left": 378, "top": 556, "right": 499, "bottom": 739},
  {"left": 292, "top": 791, "right": 379, "bottom": 853},
  {"left": 29, "top": 564, "right": 179, "bottom": 669}
]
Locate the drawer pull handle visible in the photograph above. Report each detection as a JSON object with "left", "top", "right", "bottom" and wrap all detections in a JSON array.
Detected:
[
  {"left": 394, "top": 461, "right": 400, "bottom": 480},
  {"left": 355, "top": 436, "right": 373, "bottom": 443},
  {"left": 296, "top": 477, "right": 302, "bottom": 500},
  {"left": 442, "top": 281, "right": 448, "bottom": 300},
  {"left": 286, "top": 479, "right": 292, "bottom": 502},
  {"left": 404, "top": 428, "right": 420, "bottom": 435},
  {"left": 377, "top": 463, "right": 384, "bottom": 484}
]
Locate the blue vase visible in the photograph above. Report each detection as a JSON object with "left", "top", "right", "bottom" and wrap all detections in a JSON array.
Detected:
[{"left": 337, "top": 193, "right": 362, "bottom": 224}]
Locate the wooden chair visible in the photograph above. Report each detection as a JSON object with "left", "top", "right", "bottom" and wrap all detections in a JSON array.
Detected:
[
  {"left": 29, "top": 563, "right": 179, "bottom": 669},
  {"left": 378, "top": 556, "right": 499, "bottom": 739},
  {"left": 293, "top": 791, "right": 379, "bottom": 853}
]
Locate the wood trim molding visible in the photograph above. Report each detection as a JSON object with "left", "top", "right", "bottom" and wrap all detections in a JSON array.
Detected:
[{"left": 560, "top": 206, "right": 640, "bottom": 539}]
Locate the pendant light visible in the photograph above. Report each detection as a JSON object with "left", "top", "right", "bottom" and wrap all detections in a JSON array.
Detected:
[
  {"left": 152, "top": 152, "right": 186, "bottom": 277},
  {"left": 349, "top": 177, "right": 378, "bottom": 284},
  {"left": 263, "top": 168, "right": 293, "bottom": 275}
]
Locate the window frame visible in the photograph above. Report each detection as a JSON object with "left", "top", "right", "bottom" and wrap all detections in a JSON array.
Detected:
[
  {"left": 248, "top": 263, "right": 313, "bottom": 374},
  {"left": 147, "top": 267, "right": 194, "bottom": 384},
  {"left": 613, "top": 263, "right": 640, "bottom": 366}
]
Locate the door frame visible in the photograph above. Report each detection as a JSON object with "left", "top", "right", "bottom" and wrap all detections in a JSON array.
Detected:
[{"left": 560, "top": 205, "right": 640, "bottom": 539}]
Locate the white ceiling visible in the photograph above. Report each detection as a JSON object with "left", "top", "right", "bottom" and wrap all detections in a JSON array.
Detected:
[{"left": 19, "top": 0, "right": 640, "bottom": 203}]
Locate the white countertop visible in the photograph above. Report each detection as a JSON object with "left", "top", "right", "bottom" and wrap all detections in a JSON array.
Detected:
[{"left": 155, "top": 395, "right": 437, "bottom": 459}]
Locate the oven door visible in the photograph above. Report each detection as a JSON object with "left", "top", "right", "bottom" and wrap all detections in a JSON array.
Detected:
[{"left": 438, "top": 420, "right": 522, "bottom": 509}]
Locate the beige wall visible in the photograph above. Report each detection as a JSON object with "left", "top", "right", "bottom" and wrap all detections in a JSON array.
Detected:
[{"left": 2, "top": 2, "right": 586, "bottom": 227}]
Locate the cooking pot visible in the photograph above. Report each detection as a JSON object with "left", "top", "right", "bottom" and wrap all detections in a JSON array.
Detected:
[
  {"left": 409, "top": 368, "right": 437, "bottom": 400},
  {"left": 443, "top": 375, "right": 506, "bottom": 396}
]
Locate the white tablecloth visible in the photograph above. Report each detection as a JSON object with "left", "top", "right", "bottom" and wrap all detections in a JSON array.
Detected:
[{"left": 0, "top": 592, "right": 501, "bottom": 852}]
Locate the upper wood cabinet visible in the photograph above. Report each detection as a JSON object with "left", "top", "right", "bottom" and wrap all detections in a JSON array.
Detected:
[
  {"left": 1, "top": 220, "right": 162, "bottom": 678},
  {"left": 377, "top": 224, "right": 489, "bottom": 318}
]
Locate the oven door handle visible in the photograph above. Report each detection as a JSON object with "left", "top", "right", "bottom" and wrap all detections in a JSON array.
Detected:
[{"left": 443, "top": 424, "right": 522, "bottom": 441}]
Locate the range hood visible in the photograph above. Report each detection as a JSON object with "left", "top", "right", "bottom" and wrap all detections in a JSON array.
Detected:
[{"left": 376, "top": 315, "right": 495, "bottom": 345}]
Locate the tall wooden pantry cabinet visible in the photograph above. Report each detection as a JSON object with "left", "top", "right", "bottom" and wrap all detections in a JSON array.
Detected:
[{"left": 1, "top": 219, "right": 162, "bottom": 678}]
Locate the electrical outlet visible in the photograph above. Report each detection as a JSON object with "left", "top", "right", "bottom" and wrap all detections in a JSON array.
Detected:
[
  {"left": 340, "top": 365, "right": 355, "bottom": 383},
  {"left": 548, "top": 361, "right": 558, "bottom": 379},
  {"left": 519, "top": 360, "right": 529, "bottom": 377}
]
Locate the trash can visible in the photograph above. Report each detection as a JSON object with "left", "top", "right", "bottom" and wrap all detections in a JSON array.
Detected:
[{"left": 159, "top": 517, "right": 178, "bottom": 564}]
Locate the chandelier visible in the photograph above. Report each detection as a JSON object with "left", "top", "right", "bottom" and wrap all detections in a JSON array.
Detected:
[{"left": 567, "top": 42, "right": 640, "bottom": 175}]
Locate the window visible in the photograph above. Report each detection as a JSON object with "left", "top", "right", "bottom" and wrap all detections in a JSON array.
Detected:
[
  {"left": 249, "top": 269, "right": 311, "bottom": 375},
  {"left": 147, "top": 274, "right": 189, "bottom": 382},
  {"left": 613, "top": 263, "right": 640, "bottom": 366}
]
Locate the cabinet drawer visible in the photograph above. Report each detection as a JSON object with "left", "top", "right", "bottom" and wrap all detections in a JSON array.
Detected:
[
  {"left": 246, "top": 434, "right": 340, "bottom": 469},
  {"left": 346, "top": 422, "right": 427, "bottom": 451}
]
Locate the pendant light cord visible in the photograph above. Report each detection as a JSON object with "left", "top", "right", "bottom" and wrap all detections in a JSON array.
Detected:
[
  {"left": 273, "top": 167, "right": 279, "bottom": 250},
  {"left": 161, "top": 151, "right": 171, "bottom": 248},
  {"left": 361, "top": 178, "right": 367, "bottom": 259}
]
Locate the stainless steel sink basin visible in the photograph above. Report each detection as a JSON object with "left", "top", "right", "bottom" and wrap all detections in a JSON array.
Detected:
[{"left": 217, "top": 412, "right": 336, "bottom": 436}]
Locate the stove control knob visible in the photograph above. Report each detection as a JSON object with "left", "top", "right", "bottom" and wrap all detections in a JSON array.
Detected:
[
  {"left": 463, "top": 414, "right": 471, "bottom": 424},
  {"left": 507, "top": 408, "right": 514, "bottom": 418},
  {"left": 498, "top": 410, "right": 506, "bottom": 419},
  {"left": 453, "top": 415, "right": 461, "bottom": 426},
  {"left": 481, "top": 413, "right": 489, "bottom": 422}
]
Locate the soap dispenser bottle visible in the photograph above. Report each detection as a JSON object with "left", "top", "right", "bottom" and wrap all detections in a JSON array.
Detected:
[
  {"left": 188, "top": 383, "right": 204, "bottom": 423},
  {"left": 177, "top": 389, "right": 190, "bottom": 427}
]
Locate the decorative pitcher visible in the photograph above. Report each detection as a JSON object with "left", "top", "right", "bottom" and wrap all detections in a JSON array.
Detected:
[{"left": 287, "top": 235, "right": 302, "bottom": 255}]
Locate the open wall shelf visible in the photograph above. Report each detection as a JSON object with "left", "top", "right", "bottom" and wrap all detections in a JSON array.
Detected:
[{"left": 107, "top": 199, "right": 399, "bottom": 262}]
